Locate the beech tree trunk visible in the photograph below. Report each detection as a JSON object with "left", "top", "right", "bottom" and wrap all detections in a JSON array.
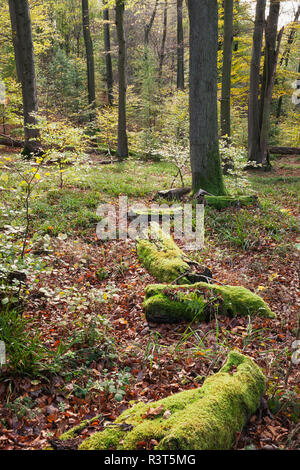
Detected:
[
  {"left": 247, "top": 0, "right": 266, "bottom": 164},
  {"left": 115, "top": 0, "right": 128, "bottom": 159},
  {"left": 8, "top": 0, "right": 39, "bottom": 155},
  {"left": 103, "top": 3, "right": 114, "bottom": 106},
  {"left": 82, "top": 0, "right": 96, "bottom": 110},
  {"left": 220, "top": 0, "right": 234, "bottom": 138},
  {"left": 188, "top": 0, "right": 226, "bottom": 195},
  {"left": 158, "top": 0, "right": 168, "bottom": 81},
  {"left": 259, "top": 1, "right": 282, "bottom": 163},
  {"left": 248, "top": 0, "right": 283, "bottom": 165},
  {"left": 276, "top": 6, "right": 300, "bottom": 121},
  {"left": 177, "top": 0, "right": 184, "bottom": 90},
  {"left": 8, "top": 1, "right": 22, "bottom": 83}
]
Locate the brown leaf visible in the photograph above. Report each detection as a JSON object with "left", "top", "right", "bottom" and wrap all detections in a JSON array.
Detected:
[
  {"left": 144, "top": 405, "right": 164, "bottom": 419},
  {"left": 163, "top": 410, "right": 171, "bottom": 419}
]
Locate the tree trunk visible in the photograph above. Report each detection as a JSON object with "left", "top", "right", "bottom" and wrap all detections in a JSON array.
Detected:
[
  {"left": 247, "top": 0, "right": 266, "bottom": 164},
  {"left": 82, "top": 0, "right": 96, "bottom": 110},
  {"left": 259, "top": 1, "right": 282, "bottom": 163},
  {"left": 103, "top": 3, "right": 114, "bottom": 106},
  {"left": 144, "top": 0, "right": 158, "bottom": 46},
  {"left": 115, "top": 0, "right": 128, "bottom": 159},
  {"left": 158, "top": 0, "right": 168, "bottom": 81},
  {"left": 176, "top": 0, "right": 185, "bottom": 90},
  {"left": 279, "top": 5, "right": 299, "bottom": 68},
  {"left": 220, "top": 0, "right": 234, "bottom": 138},
  {"left": 8, "top": 0, "right": 40, "bottom": 155},
  {"left": 188, "top": 0, "right": 226, "bottom": 195},
  {"left": 276, "top": 6, "right": 300, "bottom": 121},
  {"left": 8, "top": 0, "right": 22, "bottom": 83}
]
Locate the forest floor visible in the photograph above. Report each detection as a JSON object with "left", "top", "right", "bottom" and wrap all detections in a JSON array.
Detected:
[{"left": 0, "top": 150, "right": 299, "bottom": 450}]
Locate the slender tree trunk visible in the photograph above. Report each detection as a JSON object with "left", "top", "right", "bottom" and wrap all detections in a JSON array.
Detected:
[
  {"left": 259, "top": 1, "right": 282, "bottom": 163},
  {"left": 276, "top": 6, "right": 300, "bottom": 121},
  {"left": 82, "top": 0, "right": 96, "bottom": 110},
  {"left": 220, "top": 0, "right": 234, "bottom": 138},
  {"left": 103, "top": 3, "right": 114, "bottom": 106},
  {"left": 247, "top": 0, "right": 266, "bottom": 164},
  {"left": 8, "top": 0, "right": 39, "bottom": 156},
  {"left": 158, "top": 0, "right": 168, "bottom": 81},
  {"left": 187, "top": 0, "right": 226, "bottom": 195},
  {"left": 177, "top": 0, "right": 184, "bottom": 90},
  {"left": 115, "top": 0, "right": 128, "bottom": 159},
  {"left": 144, "top": 0, "right": 158, "bottom": 47},
  {"left": 280, "top": 5, "right": 299, "bottom": 68}
]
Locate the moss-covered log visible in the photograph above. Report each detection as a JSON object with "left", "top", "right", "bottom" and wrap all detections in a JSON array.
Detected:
[
  {"left": 128, "top": 206, "right": 184, "bottom": 220},
  {"left": 136, "top": 223, "right": 210, "bottom": 284},
  {"left": 143, "top": 282, "right": 275, "bottom": 323},
  {"left": 79, "top": 351, "right": 265, "bottom": 450},
  {"left": 205, "top": 195, "right": 258, "bottom": 210}
]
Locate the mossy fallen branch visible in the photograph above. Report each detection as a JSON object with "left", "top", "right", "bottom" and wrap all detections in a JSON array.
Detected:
[
  {"left": 128, "top": 206, "right": 184, "bottom": 219},
  {"left": 79, "top": 351, "right": 266, "bottom": 450},
  {"left": 143, "top": 282, "right": 275, "bottom": 323},
  {"left": 59, "top": 414, "right": 103, "bottom": 441},
  {"left": 205, "top": 195, "right": 258, "bottom": 210},
  {"left": 136, "top": 222, "right": 209, "bottom": 284}
]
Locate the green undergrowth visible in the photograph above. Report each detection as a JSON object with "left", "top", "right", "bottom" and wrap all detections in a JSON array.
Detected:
[{"left": 205, "top": 201, "right": 299, "bottom": 250}]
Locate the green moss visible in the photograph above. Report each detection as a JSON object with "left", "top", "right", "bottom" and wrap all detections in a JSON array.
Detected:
[
  {"left": 136, "top": 222, "right": 191, "bottom": 283},
  {"left": 205, "top": 195, "right": 258, "bottom": 210},
  {"left": 79, "top": 352, "right": 265, "bottom": 450},
  {"left": 59, "top": 414, "right": 103, "bottom": 441},
  {"left": 143, "top": 282, "right": 275, "bottom": 323},
  {"left": 192, "top": 146, "right": 227, "bottom": 196}
]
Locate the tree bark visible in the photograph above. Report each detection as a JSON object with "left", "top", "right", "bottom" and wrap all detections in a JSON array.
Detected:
[
  {"left": 247, "top": 0, "right": 266, "bottom": 164},
  {"left": 115, "top": 0, "right": 128, "bottom": 159},
  {"left": 82, "top": 0, "right": 96, "bottom": 110},
  {"left": 158, "top": 0, "right": 168, "bottom": 81},
  {"left": 8, "top": 0, "right": 40, "bottom": 155},
  {"left": 103, "top": 2, "right": 114, "bottom": 106},
  {"left": 8, "top": 0, "right": 22, "bottom": 83},
  {"left": 187, "top": 0, "right": 226, "bottom": 195},
  {"left": 220, "top": 0, "right": 234, "bottom": 138},
  {"left": 176, "top": 0, "right": 185, "bottom": 90}
]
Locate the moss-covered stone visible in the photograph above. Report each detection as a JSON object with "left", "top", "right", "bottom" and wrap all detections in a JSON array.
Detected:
[
  {"left": 136, "top": 222, "right": 192, "bottom": 284},
  {"left": 143, "top": 282, "right": 275, "bottom": 323},
  {"left": 79, "top": 352, "right": 265, "bottom": 450},
  {"left": 205, "top": 195, "right": 258, "bottom": 210}
]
